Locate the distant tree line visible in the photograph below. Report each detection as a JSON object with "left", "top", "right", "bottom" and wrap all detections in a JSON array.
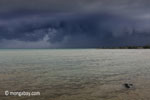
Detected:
[{"left": 98, "top": 45, "right": 150, "bottom": 49}]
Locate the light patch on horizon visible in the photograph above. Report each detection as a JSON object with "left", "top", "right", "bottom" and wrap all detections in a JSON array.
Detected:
[{"left": 0, "top": 35, "right": 59, "bottom": 48}]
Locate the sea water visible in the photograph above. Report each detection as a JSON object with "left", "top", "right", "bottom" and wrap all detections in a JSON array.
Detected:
[{"left": 0, "top": 49, "right": 150, "bottom": 100}]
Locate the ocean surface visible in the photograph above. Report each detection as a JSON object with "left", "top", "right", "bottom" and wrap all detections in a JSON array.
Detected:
[{"left": 0, "top": 49, "right": 150, "bottom": 100}]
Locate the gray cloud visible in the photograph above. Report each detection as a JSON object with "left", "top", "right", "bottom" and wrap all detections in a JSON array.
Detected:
[{"left": 0, "top": 0, "right": 150, "bottom": 14}]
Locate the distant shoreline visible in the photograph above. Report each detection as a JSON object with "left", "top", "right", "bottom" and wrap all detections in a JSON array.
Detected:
[
  {"left": 0, "top": 46, "right": 150, "bottom": 49},
  {"left": 97, "top": 45, "right": 150, "bottom": 49}
]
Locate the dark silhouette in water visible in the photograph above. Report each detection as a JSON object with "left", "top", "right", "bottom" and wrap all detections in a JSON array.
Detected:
[{"left": 124, "top": 83, "right": 133, "bottom": 89}]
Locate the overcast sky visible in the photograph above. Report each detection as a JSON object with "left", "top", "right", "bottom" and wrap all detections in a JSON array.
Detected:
[{"left": 0, "top": 0, "right": 150, "bottom": 48}]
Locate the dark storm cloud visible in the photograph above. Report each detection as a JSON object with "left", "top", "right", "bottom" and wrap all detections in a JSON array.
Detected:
[
  {"left": 1, "top": 12, "right": 150, "bottom": 48},
  {"left": 0, "top": 0, "right": 150, "bottom": 48}
]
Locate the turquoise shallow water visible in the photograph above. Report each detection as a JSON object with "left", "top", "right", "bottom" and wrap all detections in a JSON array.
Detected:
[{"left": 0, "top": 49, "right": 150, "bottom": 100}]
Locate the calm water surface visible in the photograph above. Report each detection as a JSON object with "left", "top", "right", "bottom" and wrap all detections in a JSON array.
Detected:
[{"left": 0, "top": 49, "right": 150, "bottom": 100}]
